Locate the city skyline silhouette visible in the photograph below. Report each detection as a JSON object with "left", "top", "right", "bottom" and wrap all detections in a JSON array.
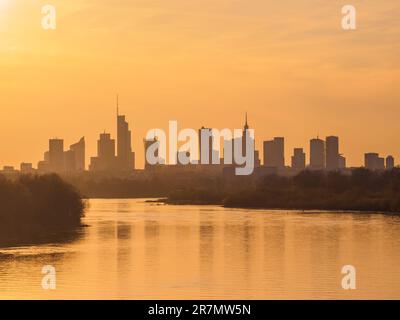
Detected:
[
  {"left": 1, "top": 1, "right": 399, "bottom": 169},
  {"left": 0, "top": 107, "right": 396, "bottom": 175}
]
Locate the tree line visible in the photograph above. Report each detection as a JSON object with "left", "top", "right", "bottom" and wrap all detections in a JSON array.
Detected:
[{"left": 0, "top": 174, "right": 85, "bottom": 244}]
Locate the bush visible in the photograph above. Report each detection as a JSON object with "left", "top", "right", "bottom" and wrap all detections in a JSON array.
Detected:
[{"left": 0, "top": 174, "right": 85, "bottom": 241}]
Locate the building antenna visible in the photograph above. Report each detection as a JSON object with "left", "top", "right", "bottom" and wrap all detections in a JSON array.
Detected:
[
  {"left": 244, "top": 111, "right": 249, "bottom": 130},
  {"left": 116, "top": 94, "right": 119, "bottom": 116}
]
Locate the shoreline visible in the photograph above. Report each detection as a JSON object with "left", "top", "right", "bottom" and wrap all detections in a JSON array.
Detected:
[{"left": 143, "top": 198, "right": 400, "bottom": 215}]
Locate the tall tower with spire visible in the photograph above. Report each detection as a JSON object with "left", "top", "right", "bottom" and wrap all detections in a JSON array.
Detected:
[
  {"left": 242, "top": 112, "right": 259, "bottom": 167},
  {"left": 228, "top": 112, "right": 259, "bottom": 168},
  {"left": 116, "top": 94, "right": 119, "bottom": 116},
  {"left": 244, "top": 112, "right": 249, "bottom": 131},
  {"left": 242, "top": 112, "right": 251, "bottom": 157}
]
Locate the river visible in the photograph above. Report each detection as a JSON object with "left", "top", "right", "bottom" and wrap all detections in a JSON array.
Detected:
[{"left": 1, "top": 199, "right": 400, "bottom": 299}]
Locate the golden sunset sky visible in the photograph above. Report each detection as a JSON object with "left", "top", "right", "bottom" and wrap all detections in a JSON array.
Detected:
[{"left": 0, "top": 0, "right": 399, "bottom": 168}]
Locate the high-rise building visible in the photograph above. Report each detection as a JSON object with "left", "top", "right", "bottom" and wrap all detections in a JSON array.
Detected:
[
  {"left": 89, "top": 132, "right": 116, "bottom": 171},
  {"left": 263, "top": 140, "right": 274, "bottom": 167},
  {"left": 309, "top": 138, "right": 325, "bottom": 170},
  {"left": 263, "top": 137, "right": 285, "bottom": 168},
  {"left": 326, "top": 136, "right": 339, "bottom": 171},
  {"left": 70, "top": 137, "right": 85, "bottom": 171},
  {"left": 241, "top": 113, "right": 254, "bottom": 160},
  {"left": 49, "top": 138, "right": 64, "bottom": 173},
  {"left": 37, "top": 151, "right": 50, "bottom": 173},
  {"left": 99, "top": 133, "right": 115, "bottom": 163},
  {"left": 117, "top": 102, "right": 135, "bottom": 171},
  {"left": 365, "top": 153, "right": 385, "bottom": 170},
  {"left": 365, "top": 153, "right": 378, "bottom": 170},
  {"left": 20, "top": 163, "right": 34, "bottom": 174},
  {"left": 2, "top": 166, "right": 16, "bottom": 175},
  {"left": 39, "top": 138, "right": 85, "bottom": 174},
  {"left": 37, "top": 160, "right": 50, "bottom": 173},
  {"left": 199, "top": 127, "right": 214, "bottom": 164},
  {"left": 274, "top": 137, "right": 285, "bottom": 168},
  {"left": 89, "top": 100, "right": 135, "bottom": 173},
  {"left": 230, "top": 113, "right": 256, "bottom": 168},
  {"left": 386, "top": 155, "right": 395, "bottom": 170},
  {"left": 291, "top": 148, "right": 306, "bottom": 170},
  {"left": 64, "top": 150, "right": 76, "bottom": 173}
]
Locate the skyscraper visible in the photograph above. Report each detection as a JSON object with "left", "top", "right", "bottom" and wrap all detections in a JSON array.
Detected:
[
  {"left": 326, "top": 136, "right": 339, "bottom": 171},
  {"left": 89, "top": 132, "right": 116, "bottom": 171},
  {"left": 231, "top": 113, "right": 255, "bottom": 167},
  {"left": 365, "top": 153, "right": 378, "bottom": 170},
  {"left": 365, "top": 153, "right": 385, "bottom": 170},
  {"left": 49, "top": 138, "right": 64, "bottom": 173},
  {"left": 291, "top": 148, "right": 306, "bottom": 170},
  {"left": 70, "top": 137, "right": 85, "bottom": 171},
  {"left": 199, "top": 127, "right": 214, "bottom": 164},
  {"left": 263, "top": 140, "right": 274, "bottom": 167},
  {"left": 309, "top": 138, "right": 325, "bottom": 170},
  {"left": 38, "top": 151, "right": 50, "bottom": 173},
  {"left": 244, "top": 114, "right": 258, "bottom": 170},
  {"left": 274, "top": 137, "right": 285, "bottom": 168},
  {"left": 116, "top": 97, "right": 135, "bottom": 171},
  {"left": 241, "top": 113, "right": 253, "bottom": 159},
  {"left": 99, "top": 133, "right": 115, "bottom": 162},
  {"left": 64, "top": 150, "right": 76, "bottom": 173},
  {"left": 263, "top": 137, "right": 285, "bottom": 168},
  {"left": 39, "top": 137, "right": 85, "bottom": 174}
]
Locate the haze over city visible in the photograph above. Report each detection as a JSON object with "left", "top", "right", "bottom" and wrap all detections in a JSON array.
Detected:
[
  {"left": 0, "top": 0, "right": 399, "bottom": 169},
  {"left": 2, "top": 0, "right": 400, "bottom": 303}
]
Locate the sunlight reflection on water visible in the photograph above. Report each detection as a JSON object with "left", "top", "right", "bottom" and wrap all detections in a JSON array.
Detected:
[{"left": 1, "top": 199, "right": 400, "bottom": 299}]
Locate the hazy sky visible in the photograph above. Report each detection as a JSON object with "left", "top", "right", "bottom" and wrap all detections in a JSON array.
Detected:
[{"left": 0, "top": 0, "right": 399, "bottom": 168}]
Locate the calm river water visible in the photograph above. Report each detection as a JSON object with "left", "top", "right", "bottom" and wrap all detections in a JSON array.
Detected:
[{"left": 1, "top": 199, "right": 400, "bottom": 299}]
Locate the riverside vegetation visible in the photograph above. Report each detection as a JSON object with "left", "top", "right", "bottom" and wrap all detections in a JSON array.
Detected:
[
  {"left": 166, "top": 168, "right": 400, "bottom": 212},
  {"left": 0, "top": 174, "right": 85, "bottom": 245},
  {"left": 66, "top": 167, "right": 400, "bottom": 213}
]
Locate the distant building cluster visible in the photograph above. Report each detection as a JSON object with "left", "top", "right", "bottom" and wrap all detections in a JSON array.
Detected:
[
  {"left": 36, "top": 137, "right": 85, "bottom": 174},
  {"left": 257, "top": 135, "right": 347, "bottom": 176},
  {"left": 89, "top": 111, "right": 135, "bottom": 173},
  {"left": 364, "top": 153, "right": 395, "bottom": 171},
  {"left": 0, "top": 109, "right": 397, "bottom": 177}
]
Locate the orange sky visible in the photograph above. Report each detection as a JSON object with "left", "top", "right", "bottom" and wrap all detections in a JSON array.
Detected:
[{"left": 0, "top": 0, "right": 399, "bottom": 169}]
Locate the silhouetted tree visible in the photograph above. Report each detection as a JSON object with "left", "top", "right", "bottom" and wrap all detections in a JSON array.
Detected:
[{"left": 0, "top": 174, "right": 85, "bottom": 242}]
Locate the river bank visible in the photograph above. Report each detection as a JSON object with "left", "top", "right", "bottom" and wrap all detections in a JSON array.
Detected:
[
  {"left": 160, "top": 169, "right": 400, "bottom": 213},
  {"left": 0, "top": 174, "right": 86, "bottom": 246}
]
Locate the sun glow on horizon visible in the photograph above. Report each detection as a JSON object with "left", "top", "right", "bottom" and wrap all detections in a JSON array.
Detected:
[{"left": 0, "top": 0, "right": 399, "bottom": 169}]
